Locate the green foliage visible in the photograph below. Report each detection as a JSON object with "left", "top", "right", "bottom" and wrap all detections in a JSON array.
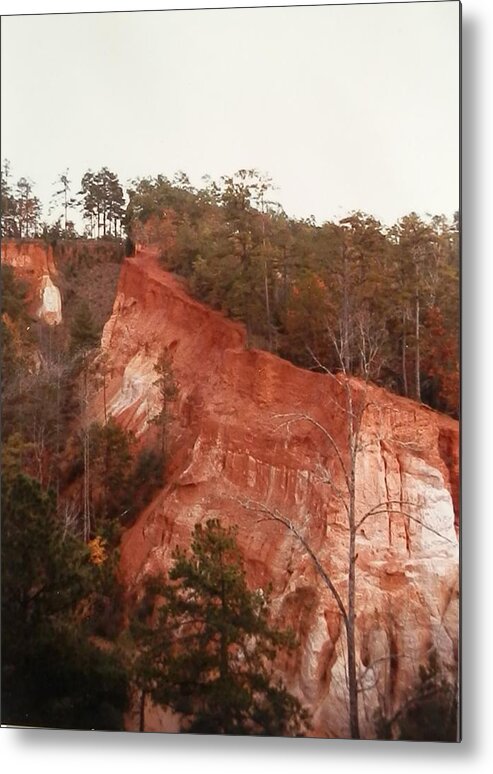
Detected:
[
  {"left": 70, "top": 301, "right": 100, "bottom": 355},
  {"left": 89, "top": 418, "right": 134, "bottom": 528},
  {"left": 91, "top": 418, "right": 133, "bottom": 483},
  {"left": 374, "top": 650, "right": 458, "bottom": 741},
  {"left": 79, "top": 167, "right": 125, "bottom": 238},
  {"left": 2, "top": 324, "right": 24, "bottom": 411},
  {"left": 280, "top": 270, "right": 329, "bottom": 366},
  {"left": 15, "top": 177, "right": 42, "bottom": 237},
  {"left": 124, "top": 234, "right": 135, "bottom": 256},
  {"left": 2, "top": 162, "right": 459, "bottom": 415},
  {"left": 1, "top": 433, "right": 30, "bottom": 481},
  {"left": 56, "top": 240, "right": 124, "bottom": 351},
  {"left": 133, "top": 519, "right": 309, "bottom": 736},
  {"left": 152, "top": 347, "right": 178, "bottom": 454},
  {"left": 1, "top": 158, "right": 18, "bottom": 236},
  {"left": 8, "top": 629, "right": 129, "bottom": 730},
  {"left": 125, "top": 173, "right": 198, "bottom": 235},
  {"left": 126, "top": 170, "right": 459, "bottom": 415},
  {"left": 131, "top": 445, "right": 165, "bottom": 515},
  {"left": 1, "top": 468, "right": 129, "bottom": 728},
  {"left": 1, "top": 263, "right": 29, "bottom": 320},
  {"left": 1, "top": 264, "right": 37, "bottom": 435},
  {"left": 1, "top": 263, "right": 34, "bottom": 386},
  {"left": 51, "top": 169, "right": 77, "bottom": 234},
  {"left": 80, "top": 419, "right": 165, "bottom": 532},
  {"left": 1, "top": 162, "right": 42, "bottom": 237}
]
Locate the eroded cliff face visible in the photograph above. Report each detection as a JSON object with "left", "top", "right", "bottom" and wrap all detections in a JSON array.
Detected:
[
  {"left": 95, "top": 247, "right": 459, "bottom": 738},
  {"left": 1, "top": 240, "right": 62, "bottom": 325}
]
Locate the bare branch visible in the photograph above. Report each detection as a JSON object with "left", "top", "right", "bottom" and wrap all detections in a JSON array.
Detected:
[
  {"left": 272, "top": 412, "right": 350, "bottom": 491},
  {"left": 357, "top": 653, "right": 413, "bottom": 694},
  {"left": 239, "top": 498, "right": 348, "bottom": 626},
  {"left": 355, "top": 500, "right": 415, "bottom": 530},
  {"left": 312, "top": 463, "right": 350, "bottom": 515},
  {"left": 357, "top": 508, "right": 455, "bottom": 545},
  {"left": 305, "top": 346, "right": 333, "bottom": 377}
]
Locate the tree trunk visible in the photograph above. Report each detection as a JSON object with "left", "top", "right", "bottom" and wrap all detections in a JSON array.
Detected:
[
  {"left": 219, "top": 554, "right": 229, "bottom": 679},
  {"left": 264, "top": 258, "right": 272, "bottom": 352},
  {"left": 402, "top": 309, "right": 408, "bottom": 397},
  {"left": 347, "top": 474, "right": 360, "bottom": 739},
  {"left": 342, "top": 243, "right": 351, "bottom": 372},
  {"left": 282, "top": 246, "right": 288, "bottom": 307},
  {"left": 242, "top": 242, "right": 253, "bottom": 347},
  {"left": 55, "top": 354, "right": 61, "bottom": 508},
  {"left": 82, "top": 363, "right": 91, "bottom": 541},
  {"left": 139, "top": 690, "right": 146, "bottom": 732},
  {"left": 415, "top": 291, "right": 421, "bottom": 402},
  {"left": 103, "top": 369, "right": 107, "bottom": 425}
]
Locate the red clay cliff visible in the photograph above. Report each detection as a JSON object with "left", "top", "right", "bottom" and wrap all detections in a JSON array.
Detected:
[
  {"left": 2, "top": 239, "right": 62, "bottom": 325},
  {"left": 92, "top": 247, "right": 459, "bottom": 737}
]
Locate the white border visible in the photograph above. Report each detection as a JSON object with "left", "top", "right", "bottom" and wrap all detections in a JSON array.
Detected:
[{"left": 2, "top": 0, "right": 492, "bottom": 771}]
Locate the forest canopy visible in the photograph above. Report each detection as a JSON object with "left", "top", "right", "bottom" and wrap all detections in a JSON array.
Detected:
[
  {"left": 125, "top": 169, "right": 459, "bottom": 417},
  {"left": 1, "top": 160, "right": 459, "bottom": 418}
]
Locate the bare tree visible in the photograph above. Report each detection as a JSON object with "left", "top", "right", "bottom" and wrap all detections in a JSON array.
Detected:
[
  {"left": 51, "top": 169, "right": 76, "bottom": 233},
  {"left": 59, "top": 496, "right": 83, "bottom": 542},
  {"left": 240, "top": 330, "right": 453, "bottom": 739}
]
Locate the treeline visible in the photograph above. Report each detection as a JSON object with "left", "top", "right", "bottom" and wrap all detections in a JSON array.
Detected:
[
  {"left": 1, "top": 161, "right": 42, "bottom": 238},
  {"left": 1, "top": 160, "right": 459, "bottom": 418},
  {"left": 1, "top": 160, "right": 125, "bottom": 240},
  {"left": 126, "top": 170, "right": 459, "bottom": 417}
]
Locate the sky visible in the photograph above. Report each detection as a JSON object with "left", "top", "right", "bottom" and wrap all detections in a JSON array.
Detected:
[{"left": 1, "top": 1, "right": 460, "bottom": 229}]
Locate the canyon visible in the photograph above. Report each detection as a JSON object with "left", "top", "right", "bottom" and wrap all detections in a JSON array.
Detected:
[
  {"left": 95, "top": 247, "right": 459, "bottom": 737},
  {"left": 4, "top": 240, "right": 459, "bottom": 737}
]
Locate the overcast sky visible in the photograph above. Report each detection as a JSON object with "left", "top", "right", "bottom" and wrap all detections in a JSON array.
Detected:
[{"left": 1, "top": 1, "right": 459, "bottom": 228}]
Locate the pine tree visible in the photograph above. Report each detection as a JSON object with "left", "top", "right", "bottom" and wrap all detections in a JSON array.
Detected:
[
  {"left": 89, "top": 418, "right": 134, "bottom": 528},
  {"left": 152, "top": 347, "right": 178, "bottom": 454},
  {"left": 1, "top": 159, "right": 19, "bottom": 236},
  {"left": 375, "top": 650, "right": 458, "bottom": 741},
  {"left": 124, "top": 168, "right": 459, "bottom": 416},
  {"left": 16, "top": 176, "right": 41, "bottom": 237},
  {"left": 70, "top": 302, "right": 100, "bottom": 355},
  {"left": 51, "top": 169, "right": 76, "bottom": 234},
  {"left": 1, "top": 466, "right": 129, "bottom": 729},
  {"left": 79, "top": 168, "right": 125, "bottom": 238},
  {"left": 133, "top": 519, "right": 309, "bottom": 736}
]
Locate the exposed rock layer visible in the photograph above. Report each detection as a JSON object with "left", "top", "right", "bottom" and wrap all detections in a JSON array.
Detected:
[
  {"left": 2, "top": 239, "right": 62, "bottom": 325},
  {"left": 96, "top": 248, "right": 459, "bottom": 738}
]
